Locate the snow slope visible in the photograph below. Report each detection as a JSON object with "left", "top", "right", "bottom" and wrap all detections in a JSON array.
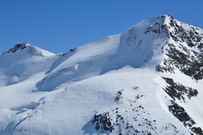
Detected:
[
  {"left": 0, "top": 15, "right": 203, "bottom": 135},
  {"left": 0, "top": 42, "right": 56, "bottom": 86}
]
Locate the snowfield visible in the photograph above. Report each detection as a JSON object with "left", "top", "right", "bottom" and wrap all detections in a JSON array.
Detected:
[{"left": 0, "top": 15, "right": 203, "bottom": 135}]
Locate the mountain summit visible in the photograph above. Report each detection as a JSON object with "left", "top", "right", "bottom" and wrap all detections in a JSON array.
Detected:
[
  {"left": 3, "top": 42, "right": 30, "bottom": 54},
  {"left": 2, "top": 42, "right": 55, "bottom": 57},
  {"left": 0, "top": 15, "right": 203, "bottom": 135}
]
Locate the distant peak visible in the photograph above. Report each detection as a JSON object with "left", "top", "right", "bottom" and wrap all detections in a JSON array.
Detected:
[
  {"left": 13, "top": 42, "right": 30, "bottom": 50},
  {"left": 1, "top": 42, "right": 31, "bottom": 56},
  {"left": 8, "top": 42, "right": 30, "bottom": 52},
  {"left": 17, "top": 41, "right": 30, "bottom": 46}
]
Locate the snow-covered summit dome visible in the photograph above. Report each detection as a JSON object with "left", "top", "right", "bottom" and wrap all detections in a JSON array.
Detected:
[{"left": 1, "top": 42, "right": 55, "bottom": 57}]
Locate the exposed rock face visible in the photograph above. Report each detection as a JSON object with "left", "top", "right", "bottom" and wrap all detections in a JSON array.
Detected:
[
  {"left": 154, "top": 16, "right": 203, "bottom": 134},
  {"left": 168, "top": 101, "right": 203, "bottom": 135},
  {"left": 92, "top": 112, "right": 114, "bottom": 132},
  {"left": 138, "top": 15, "right": 203, "bottom": 134},
  {"left": 158, "top": 16, "right": 203, "bottom": 80},
  {"left": 2, "top": 42, "right": 30, "bottom": 55},
  {"left": 163, "top": 77, "right": 198, "bottom": 101}
]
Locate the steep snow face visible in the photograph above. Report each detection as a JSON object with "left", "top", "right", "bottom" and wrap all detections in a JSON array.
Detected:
[
  {"left": 36, "top": 35, "right": 121, "bottom": 91},
  {"left": 117, "top": 15, "right": 168, "bottom": 68},
  {"left": 37, "top": 15, "right": 170, "bottom": 91},
  {"left": 1, "top": 15, "right": 203, "bottom": 135},
  {"left": 0, "top": 42, "right": 56, "bottom": 86}
]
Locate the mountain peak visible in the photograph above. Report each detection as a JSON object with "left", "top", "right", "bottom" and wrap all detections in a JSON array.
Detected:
[
  {"left": 9, "top": 42, "right": 30, "bottom": 52},
  {"left": 131, "top": 15, "right": 175, "bottom": 37},
  {"left": 161, "top": 14, "right": 174, "bottom": 19},
  {"left": 1, "top": 42, "right": 55, "bottom": 57},
  {"left": 145, "top": 14, "right": 174, "bottom": 23},
  {"left": 2, "top": 42, "right": 30, "bottom": 55}
]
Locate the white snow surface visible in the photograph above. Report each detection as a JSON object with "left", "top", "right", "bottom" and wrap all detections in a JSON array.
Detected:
[{"left": 0, "top": 15, "right": 202, "bottom": 135}]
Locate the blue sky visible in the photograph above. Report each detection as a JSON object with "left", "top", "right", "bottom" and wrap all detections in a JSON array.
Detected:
[{"left": 1, "top": 0, "right": 203, "bottom": 54}]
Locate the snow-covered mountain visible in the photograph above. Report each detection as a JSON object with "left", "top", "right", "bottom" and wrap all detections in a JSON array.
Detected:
[{"left": 0, "top": 15, "right": 203, "bottom": 135}]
